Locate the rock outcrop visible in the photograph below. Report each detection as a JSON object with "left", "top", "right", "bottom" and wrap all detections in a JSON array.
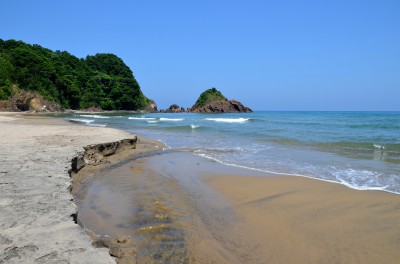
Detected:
[
  {"left": 190, "top": 99, "right": 252, "bottom": 113},
  {"left": 189, "top": 88, "right": 252, "bottom": 113},
  {"left": 93, "top": 237, "right": 137, "bottom": 264},
  {"left": 162, "top": 104, "right": 185, "bottom": 113},
  {"left": 144, "top": 100, "right": 158, "bottom": 112},
  {"left": 0, "top": 89, "right": 63, "bottom": 112}
]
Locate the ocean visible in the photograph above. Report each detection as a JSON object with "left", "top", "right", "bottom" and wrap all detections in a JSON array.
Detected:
[{"left": 64, "top": 111, "right": 400, "bottom": 194}]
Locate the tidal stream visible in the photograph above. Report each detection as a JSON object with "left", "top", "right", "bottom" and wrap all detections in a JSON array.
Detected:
[{"left": 74, "top": 151, "right": 264, "bottom": 263}]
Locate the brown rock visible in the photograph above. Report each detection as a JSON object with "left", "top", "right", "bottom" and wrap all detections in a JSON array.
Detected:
[
  {"left": 0, "top": 100, "right": 13, "bottom": 111},
  {"left": 189, "top": 88, "right": 252, "bottom": 113},
  {"left": 163, "top": 104, "right": 184, "bottom": 113},
  {"left": 94, "top": 237, "right": 137, "bottom": 264},
  {"left": 228, "top": 99, "right": 253, "bottom": 112},
  {"left": 0, "top": 89, "right": 63, "bottom": 112},
  {"left": 144, "top": 100, "right": 158, "bottom": 112},
  {"left": 190, "top": 99, "right": 252, "bottom": 113}
]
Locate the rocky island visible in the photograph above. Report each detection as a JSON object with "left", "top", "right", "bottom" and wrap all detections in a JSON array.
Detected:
[
  {"left": 160, "top": 104, "right": 185, "bottom": 113},
  {"left": 189, "top": 88, "right": 252, "bottom": 113}
]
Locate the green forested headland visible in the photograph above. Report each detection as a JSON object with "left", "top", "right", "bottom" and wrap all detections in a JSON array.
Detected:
[
  {"left": 192, "top": 87, "right": 227, "bottom": 108},
  {"left": 0, "top": 39, "right": 150, "bottom": 110}
]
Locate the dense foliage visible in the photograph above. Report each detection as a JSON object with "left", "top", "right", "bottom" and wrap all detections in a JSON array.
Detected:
[
  {"left": 192, "top": 87, "right": 227, "bottom": 108},
  {"left": 0, "top": 39, "right": 150, "bottom": 110}
]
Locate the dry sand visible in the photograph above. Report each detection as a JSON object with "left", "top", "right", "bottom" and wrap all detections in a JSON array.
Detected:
[
  {"left": 204, "top": 173, "right": 400, "bottom": 264},
  {"left": 0, "top": 113, "right": 159, "bottom": 264}
]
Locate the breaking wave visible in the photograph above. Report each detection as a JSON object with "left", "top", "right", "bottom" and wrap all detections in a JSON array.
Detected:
[
  {"left": 79, "top": 114, "right": 110, "bottom": 119},
  {"left": 205, "top": 118, "right": 249, "bottom": 123},
  {"left": 65, "top": 118, "right": 94, "bottom": 124},
  {"left": 160, "top": 118, "right": 184, "bottom": 122},
  {"left": 129, "top": 117, "right": 156, "bottom": 120}
]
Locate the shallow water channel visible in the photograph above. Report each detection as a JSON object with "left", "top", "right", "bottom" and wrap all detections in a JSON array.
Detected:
[{"left": 74, "top": 151, "right": 263, "bottom": 263}]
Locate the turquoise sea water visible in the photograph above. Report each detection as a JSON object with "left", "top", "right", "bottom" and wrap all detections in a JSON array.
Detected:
[{"left": 65, "top": 111, "right": 400, "bottom": 194}]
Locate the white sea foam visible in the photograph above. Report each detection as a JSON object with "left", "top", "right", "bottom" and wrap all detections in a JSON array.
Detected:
[
  {"left": 160, "top": 118, "right": 184, "bottom": 121},
  {"left": 79, "top": 114, "right": 110, "bottom": 119},
  {"left": 89, "top": 123, "right": 107, "bottom": 127},
  {"left": 338, "top": 179, "right": 389, "bottom": 191},
  {"left": 147, "top": 120, "right": 160, "bottom": 124},
  {"left": 129, "top": 117, "right": 156, "bottom": 120},
  {"left": 373, "top": 144, "right": 385, "bottom": 150},
  {"left": 332, "top": 169, "right": 391, "bottom": 191},
  {"left": 193, "top": 152, "right": 397, "bottom": 194},
  {"left": 65, "top": 118, "right": 94, "bottom": 124},
  {"left": 205, "top": 118, "right": 249, "bottom": 123},
  {"left": 191, "top": 124, "right": 200, "bottom": 129}
]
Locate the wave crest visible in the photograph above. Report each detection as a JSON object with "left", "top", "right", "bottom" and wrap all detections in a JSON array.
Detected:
[
  {"left": 65, "top": 118, "right": 94, "bottom": 124},
  {"left": 79, "top": 114, "right": 110, "bottom": 119},
  {"left": 205, "top": 118, "right": 249, "bottom": 123},
  {"left": 129, "top": 117, "right": 156, "bottom": 120},
  {"left": 160, "top": 118, "right": 184, "bottom": 121}
]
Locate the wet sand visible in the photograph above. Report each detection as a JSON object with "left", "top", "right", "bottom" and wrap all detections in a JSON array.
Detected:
[
  {"left": 204, "top": 173, "right": 400, "bottom": 263},
  {"left": 74, "top": 150, "right": 400, "bottom": 263},
  {"left": 75, "top": 152, "right": 266, "bottom": 263}
]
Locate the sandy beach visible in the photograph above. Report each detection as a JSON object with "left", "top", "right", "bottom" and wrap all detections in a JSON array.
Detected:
[
  {"left": 1, "top": 113, "right": 399, "bottom": 264},
  {"left": 204, "top": 173, "right": 400, "bottom": 263},
  {"left": 0, "top": 113, "right": 161, "bottom": 263}
]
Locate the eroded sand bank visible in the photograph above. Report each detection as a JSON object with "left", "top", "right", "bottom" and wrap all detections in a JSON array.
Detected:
[{"left": 0, "top": 113, "right": 159, "bottom": 263}]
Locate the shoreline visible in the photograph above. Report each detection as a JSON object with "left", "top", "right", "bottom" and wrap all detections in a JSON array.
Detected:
[
  {"left": 197, "top": 155, "right": 398, "bottom": 195},
  {"left": 2, "top": 112, "right": 400, "bottom": 263},
  {"left": 58, "top": 110, "right": 400, "bottom": 195}
]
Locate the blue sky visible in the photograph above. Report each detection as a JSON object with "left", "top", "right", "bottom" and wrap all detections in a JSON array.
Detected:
[{"left": 1, "top": 0, "right": 399, "bottom": 110}]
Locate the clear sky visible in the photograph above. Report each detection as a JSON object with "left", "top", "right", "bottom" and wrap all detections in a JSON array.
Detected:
[{"left": 1, "top": 0, "right": 399, "bottom": 111}]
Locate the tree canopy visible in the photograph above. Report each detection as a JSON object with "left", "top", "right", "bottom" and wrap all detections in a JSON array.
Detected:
[
  {"left": 192, "top": 87, "right": 227, "bottom": 108},
  {"left": 0, "top": 39, "right": 150, "bottom": 110}
]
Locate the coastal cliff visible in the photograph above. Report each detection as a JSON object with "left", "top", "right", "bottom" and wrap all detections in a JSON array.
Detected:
[
  {"left": 0, "top": 87, "right": 63, "bottom": 112},
  {"left": 189, "top": 88, "right": 252, "bottom": 113}
]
